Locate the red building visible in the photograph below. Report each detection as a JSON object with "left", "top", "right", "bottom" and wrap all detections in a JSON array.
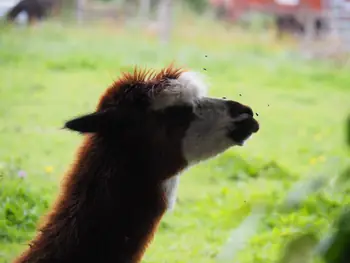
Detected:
[
  {"left": 209, "top": 0, "right": 326, "bottom": 21},
  {"left": 209, "top": 0, "right": 350, "bottom": 37}
]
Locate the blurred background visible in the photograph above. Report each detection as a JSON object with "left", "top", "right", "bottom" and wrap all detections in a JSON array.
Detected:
[{"left": 0, "top": 0, "right": 350, "bottom": 262}]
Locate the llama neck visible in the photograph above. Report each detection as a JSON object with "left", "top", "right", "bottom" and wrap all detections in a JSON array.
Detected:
[{"left": 15, "top": 135, "right": 186, "bottom": 263}]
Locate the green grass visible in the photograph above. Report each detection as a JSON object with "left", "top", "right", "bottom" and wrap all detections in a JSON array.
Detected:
[{"left": 0, "top": 19, "right": 349, "bottom": 263}]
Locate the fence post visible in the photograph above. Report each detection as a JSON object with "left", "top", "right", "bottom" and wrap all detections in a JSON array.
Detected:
[
  {"left": 138, "top": 0, "right": 151, "bottom": 22},
  {"left": 76, "top": 0, "right": 85, "bottom": 24},
  {"left": 157, "top": 0, "right": 173, "bottom": 44}
]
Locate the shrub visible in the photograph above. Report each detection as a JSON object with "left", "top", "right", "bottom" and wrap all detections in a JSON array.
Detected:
[{"left": 0, "top": 162, "right": 50, "bottom": 242}]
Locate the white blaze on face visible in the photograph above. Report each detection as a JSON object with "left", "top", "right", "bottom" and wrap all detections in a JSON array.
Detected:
[
  {"left": 156, "top": 70, "right": 258, "bottom": 211},
  {"left": 156, "top": 71, "right": 242, "bottom": 211},
  {"left": 155, "top": 71, "right": 210, "bottom": 212},
  {"left": 151, "top": 71, "right": 208, "bottom": 110},
  {"left": 162, "top": 98, "right": 236, "bottom": 211},
  {"left": 182, "top": 98, "right": 235, "bottom": 164}
]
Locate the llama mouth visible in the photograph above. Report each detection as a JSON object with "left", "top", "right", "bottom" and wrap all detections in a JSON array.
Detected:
[{"left": 228, "top": 113, "right": 259, "bottom": 146}]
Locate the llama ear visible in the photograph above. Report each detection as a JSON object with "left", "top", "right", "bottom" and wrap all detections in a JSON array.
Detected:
[{"left": 64, "top": 111, "right": 110, "bottom": 133}]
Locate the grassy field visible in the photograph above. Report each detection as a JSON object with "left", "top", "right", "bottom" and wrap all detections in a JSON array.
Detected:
[{"left": 0, "top": 18, "right": 350, "bottom": 263}]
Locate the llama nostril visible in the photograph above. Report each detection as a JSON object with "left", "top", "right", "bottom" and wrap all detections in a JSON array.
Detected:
[
  {"left": 227, "top": 101, "right": 254, "bottom": 117},
  {"left": 244, "top": 106, "right": 254, "bottom": 117}
]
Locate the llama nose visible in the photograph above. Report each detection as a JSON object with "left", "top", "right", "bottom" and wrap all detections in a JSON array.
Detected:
[{"left": 226, "top": 100, "right": 254, "bottom": 118}]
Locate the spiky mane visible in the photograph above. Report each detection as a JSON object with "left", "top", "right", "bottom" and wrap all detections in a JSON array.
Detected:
[
  {"left": 97, "top": 65, "right": 187, "bottom": 110},
  {"left": 113, "top": 65, "right": 186, "bottom": 88}
]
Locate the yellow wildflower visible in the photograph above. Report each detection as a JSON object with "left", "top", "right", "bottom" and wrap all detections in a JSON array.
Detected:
[
  {"left": 309, "top": 157, "right": 317, "bottom": 165},
  {"left": 45, "top": 166, "right": 54, "bottom": 173}
]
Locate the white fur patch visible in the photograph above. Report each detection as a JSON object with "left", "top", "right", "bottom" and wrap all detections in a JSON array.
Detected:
[
  {"left": 151, "top": 71, "right": 208, "bottom": 110},
  {"left": 181, "top": 98, "right": 237, "bottom": 164},
  {"left": 162, "top": 175, "right": 180, "bottom": 212},
  {"left": 155, "top": 71, "right": 209, "bottom": 211}
]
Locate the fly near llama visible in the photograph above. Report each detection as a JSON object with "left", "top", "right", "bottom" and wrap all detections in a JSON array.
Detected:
[{"left": 13, "top": 65, "right": 259, "bottom": 263}]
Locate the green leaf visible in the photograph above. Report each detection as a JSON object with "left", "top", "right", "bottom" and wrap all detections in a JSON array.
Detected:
[{"left": 278, "top": 233, "right": 319, "bottom": 263}]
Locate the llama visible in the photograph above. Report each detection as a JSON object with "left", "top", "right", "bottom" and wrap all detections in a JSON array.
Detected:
[
  {"left": 6, "top": 0, "right": 59, "bottom": 25},
  {"left": 13, "top": 65, "right": 259, "bottom": 263},
  {"left": 275, "top": 14, "right": 327, "bottom": 39}
]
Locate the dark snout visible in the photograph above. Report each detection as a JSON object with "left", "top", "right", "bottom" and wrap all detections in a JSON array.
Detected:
[
  {"left": 226, "top": 100, "right": 260, "bottom": 145},
  {"left": 226, "top": 100, "right": 259, "bottom": 133},
  {"left": 227, "top": 100, "right": 254, "bottom": 118}
]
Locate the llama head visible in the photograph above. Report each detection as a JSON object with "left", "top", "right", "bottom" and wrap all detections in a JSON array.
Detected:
[{"left": 64, "top": 65, "right": 259, "bottom": 173}]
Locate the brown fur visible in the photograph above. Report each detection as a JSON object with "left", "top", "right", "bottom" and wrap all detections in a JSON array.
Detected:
[{"left": 14, "top": 65, "right": 191, "bottom": 263}]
